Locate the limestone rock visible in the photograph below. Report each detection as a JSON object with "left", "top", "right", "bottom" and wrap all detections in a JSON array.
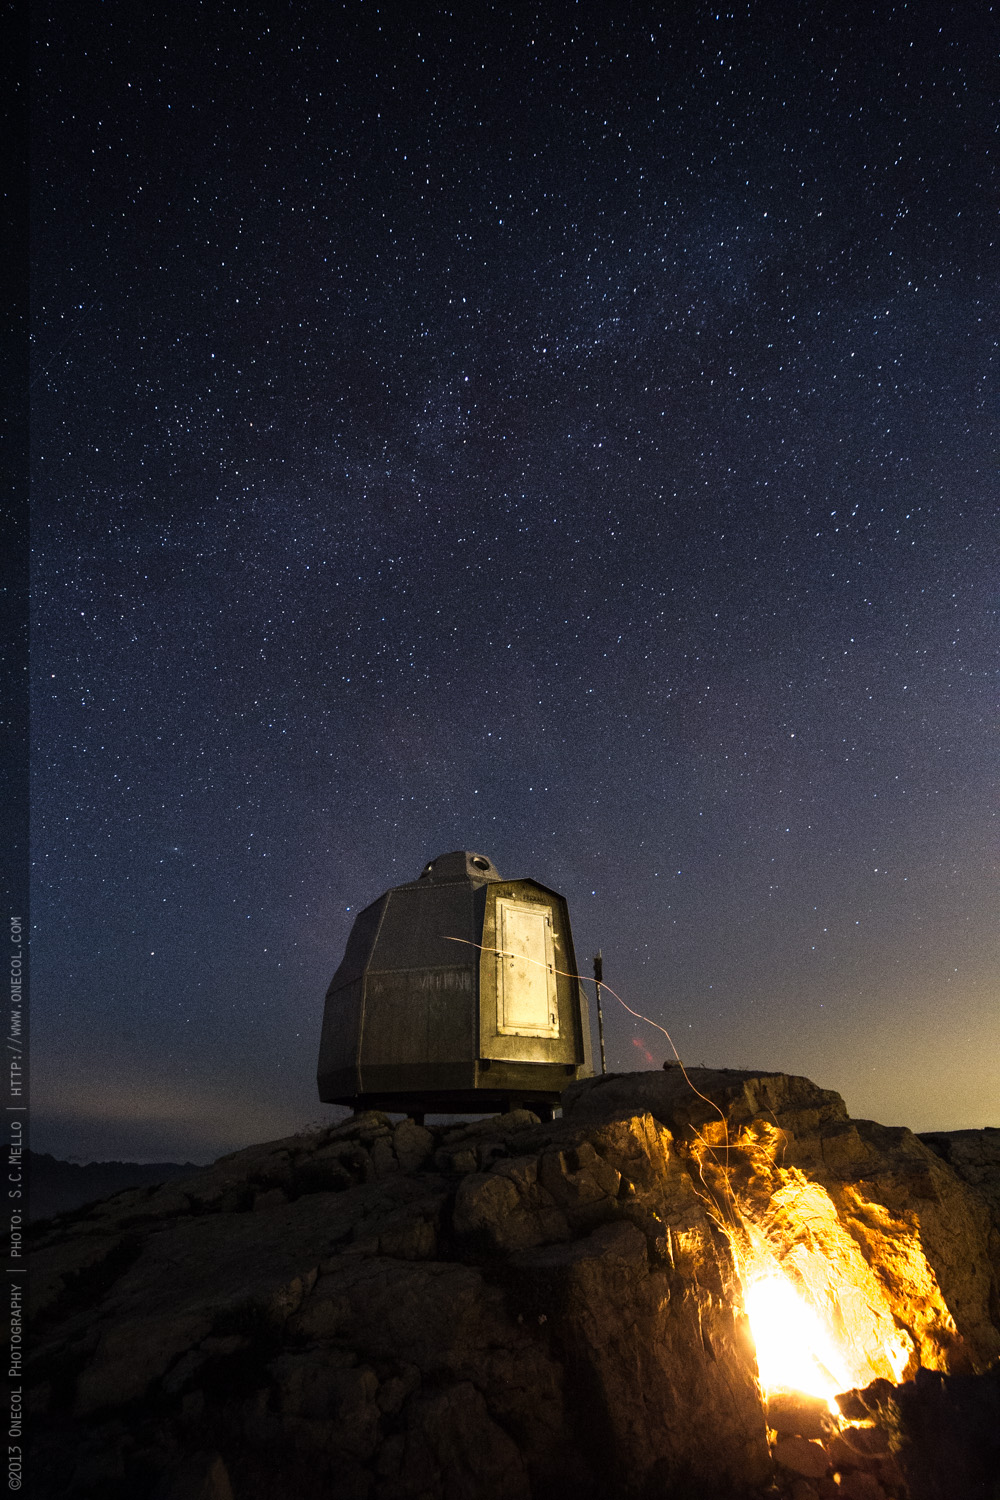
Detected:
[
  {"left": 159, "top": 1450, "right": 234, "bottom": 1500},
  {"left": 380, "top": 1381, "right": 530, "bottom": 1500},
  {"left": 28, "top": 1073, "right": 1000, "bottom": 1500},
  {"left": 773, "top": 1435, "right": 831, "bottom": 1478},
  {"left": 919, "top": 1128, "right": 1000, "bottom": 1219},
  {"left": 835, "top": 1474, "right": 886, "bottom": 1500},
  {"left": 567, "top": 1067, "right": 1000, "bottom": 1374},
  {"left": 767, "top": 1391, "right": 834, "bottom": 1440},
  {"left": 391, "top": 1118, "right": 433, "bottom": 1172},
  {"left": 853, "top": 1364, "right": 1000, "bottom": 1500},
  {"left": 920, "top": 1126, "right": 1000, "bottom": 1282}
]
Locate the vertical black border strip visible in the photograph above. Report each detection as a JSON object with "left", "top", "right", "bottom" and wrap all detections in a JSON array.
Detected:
[{"left": 1, "top": 0, "right": 30, "bottom": 1489}]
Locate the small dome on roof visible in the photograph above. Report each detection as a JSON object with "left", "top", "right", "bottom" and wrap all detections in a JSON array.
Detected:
[{"left": 417, "top": 850, "right": 502, "bottom": 883}]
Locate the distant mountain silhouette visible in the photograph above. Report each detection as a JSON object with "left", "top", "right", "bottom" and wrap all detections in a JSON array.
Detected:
[{"left": 28, "top": 1150, "right": 199, "bottom": 1222}]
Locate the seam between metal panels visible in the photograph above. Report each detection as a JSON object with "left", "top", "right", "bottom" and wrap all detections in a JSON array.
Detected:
[{"left": 356, "top": 894, "right": 391, "bottom": 1094}]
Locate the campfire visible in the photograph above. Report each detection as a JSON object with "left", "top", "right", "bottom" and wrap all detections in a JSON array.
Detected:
[
  {"left": 685, "top": 1113, "right": 970, "bottom": 1494},
  {"left": 26, "top": 1066, "right": 998, "bottom": 1500},
  {"left": 736, "top": 1188, "right": 913, "bottom": 1400},
  {"left": 745, "top": 1267, "right": 854, "bottom": 1404}
]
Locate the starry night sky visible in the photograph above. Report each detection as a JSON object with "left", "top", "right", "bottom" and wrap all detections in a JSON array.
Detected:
[{"left": 32, "top": 1, "right": 997, "bottom": 1163}]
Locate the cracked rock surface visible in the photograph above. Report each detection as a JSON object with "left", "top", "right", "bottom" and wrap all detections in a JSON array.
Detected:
[{"left": 28, "top": 1071, "right": 999, "bottom": 1500}]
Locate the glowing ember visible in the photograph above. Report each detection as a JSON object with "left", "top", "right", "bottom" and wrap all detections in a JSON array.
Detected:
[{"left": 744, "top": 1274, "right": 852, "bottom": 1402}]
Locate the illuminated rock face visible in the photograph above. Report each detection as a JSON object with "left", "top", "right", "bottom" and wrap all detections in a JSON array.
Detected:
[
  {"left": 565, "top": 1068, "right": 1000, "bottom": 1375},
  {"left": 920, "top": 1126, "right": 1000, "bottom": 1267},
  {"left": 27, "top": 1072, "right": 1000, "bottom": 1500}
]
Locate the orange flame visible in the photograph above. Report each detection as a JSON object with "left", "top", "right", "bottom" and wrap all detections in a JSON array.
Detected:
[
  {"left": 744, "top": 1272, "right": 852, "bottom": 1402},
  {"left": 691, "top": 1126, "right": 917, "bottom": 1405},
  {"left": 730, "top": 1197, "right": 914, "bottom": 1408}
]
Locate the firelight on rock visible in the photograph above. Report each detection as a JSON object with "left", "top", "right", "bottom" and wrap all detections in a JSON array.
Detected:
[{"left": 745, "top": 1273, "right": 852, "bottom": 1403}]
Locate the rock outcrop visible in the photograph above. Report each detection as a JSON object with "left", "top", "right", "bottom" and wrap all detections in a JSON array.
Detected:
[
  {"left": 920, "top": 1128, "right": 1000, "bottom": 1290},
  {"left": 28, "top": 1071, "right": 1000, "bottom": 1500}
]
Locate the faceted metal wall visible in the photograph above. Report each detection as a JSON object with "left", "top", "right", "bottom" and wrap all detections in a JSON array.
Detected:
[{"left": 317, "top": 851, "right": 593, "bottom": 1115}]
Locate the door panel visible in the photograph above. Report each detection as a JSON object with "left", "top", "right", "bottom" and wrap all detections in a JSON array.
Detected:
[{"left": 496, "top": 899, "right": 559, "bottom": 1036}]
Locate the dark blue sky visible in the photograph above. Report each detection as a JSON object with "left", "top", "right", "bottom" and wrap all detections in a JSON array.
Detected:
[{"left": 32, "top": 1, "right": 997, "bottom": 1161}]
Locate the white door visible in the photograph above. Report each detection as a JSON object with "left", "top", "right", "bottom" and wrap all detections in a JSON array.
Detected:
[{"left": 496, "top": 899, "right": 559, "bottom": 1036}]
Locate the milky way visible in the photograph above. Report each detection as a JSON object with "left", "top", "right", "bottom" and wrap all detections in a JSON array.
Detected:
[{"left": 32, "top": 3, "right": 997, "bottom": 1160}]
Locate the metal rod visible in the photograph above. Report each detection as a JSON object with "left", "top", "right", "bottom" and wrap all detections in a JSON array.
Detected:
[{"left": 593, "top": 950, "right": 606, "bottom": 1075}]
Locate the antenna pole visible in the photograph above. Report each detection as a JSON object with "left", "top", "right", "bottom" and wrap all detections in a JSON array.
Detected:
[{"left": 593, "top": 950, "right": 606, "bottom": 1075}]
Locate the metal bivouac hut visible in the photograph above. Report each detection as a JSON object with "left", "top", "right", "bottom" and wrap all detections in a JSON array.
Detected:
[{"left": 317, "top": 850, "right": 594, "bottom": 1120}]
